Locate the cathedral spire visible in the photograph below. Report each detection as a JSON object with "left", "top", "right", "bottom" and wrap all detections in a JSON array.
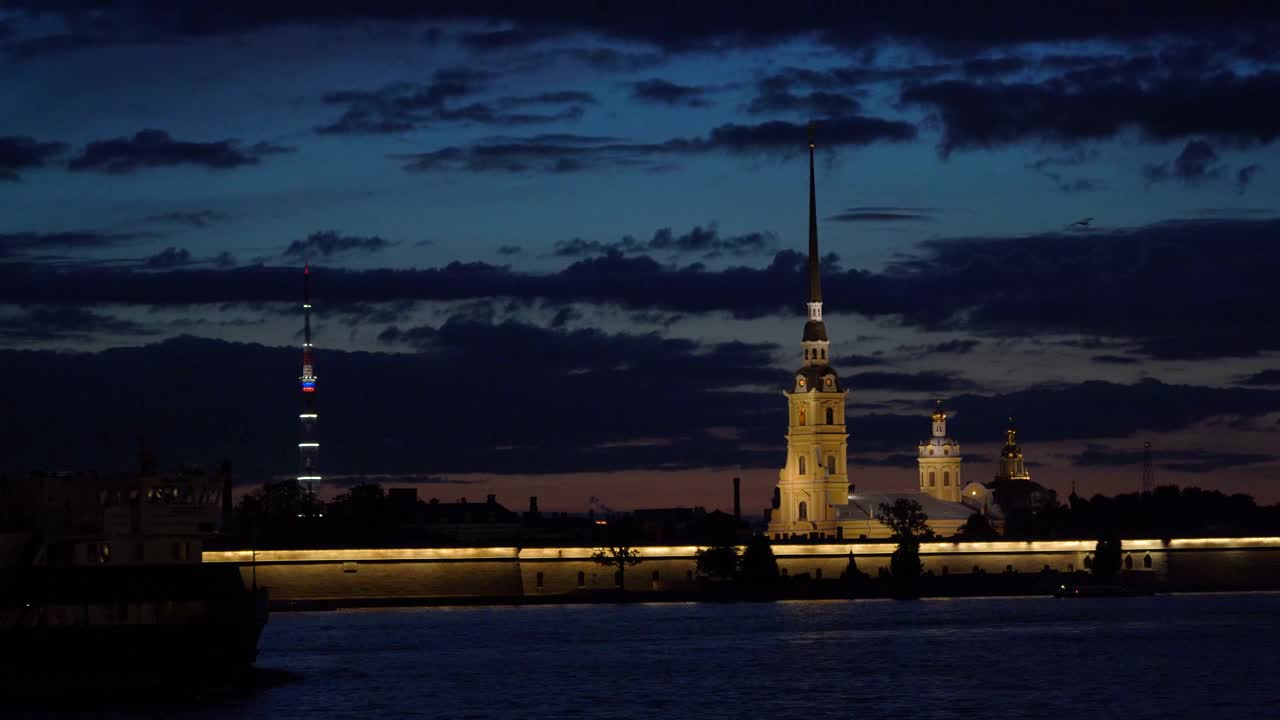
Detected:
[{"left": 808, "top": 123, "right": 821, "bottom": 304}]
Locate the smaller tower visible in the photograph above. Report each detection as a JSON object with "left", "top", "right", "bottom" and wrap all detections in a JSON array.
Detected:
[
  {"left": 994, "top": 417, "right": 1031, "bottom": 482},
  {"left": 918, "top": 401, "right": 962, "bottom": 502},
  {"left": 1141, "top": 441, "right": 1154, "bottom": 494},
  {"left": 297, "top": 264, "right": 321, "bottom": 484}
]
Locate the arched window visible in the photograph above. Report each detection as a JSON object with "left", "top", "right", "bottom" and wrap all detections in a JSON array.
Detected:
[
  {"left": 1124, "top": 554, "right": 1133, "bottom": 570},
  {"left": 1143, "top": 554, "right": 1153, "bottom": 569},
  {"left": 805, "top": 349, "right": 810, "bottom": 359},
  {"left": 577, "top": 571, "right": 585, "bottom": 588},
  {"left": 821, "top": 349, "right": 826, "bottom": 359},
  {"left": 929, "top": 472, "right": 936, "bottom": 487},
  {"left": 798, "top": 456, "right": 806, "bottom": 475},
  {"left": 798, "top": 501, "right": 808, "bottom": 521},
  {"left": 798, "top": 407, "right": 806, "bottom": 426},
  {"left": 826, "top": 407, "right": 834, "bottom": 424},
  {"left": 943, "top": 472, "right": 950, "bottom": 486},
  {"left": 826, "top": 455, "right": 836, "bottom": 475},
  {"left": 1083, "top": 555, "right": 1093, "bottom": 570}
]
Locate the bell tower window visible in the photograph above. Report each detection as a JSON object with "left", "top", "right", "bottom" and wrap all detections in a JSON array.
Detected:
[
  {"left": 825, "top": 407, "right": 834, "bottom": 424},
  {"left": 826, "top": 456, "right": 835, "bottom": 475},
  {"left": 798, "top": 407, "right": 806, "bottom": 426},
  {"left": 798, "top": 456, "right": 806, "bottom": 475},
  {"left": 798, "top": 501, "right": 807, "bottom": 521}
]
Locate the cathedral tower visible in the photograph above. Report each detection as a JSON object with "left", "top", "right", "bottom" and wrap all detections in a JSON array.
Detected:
[
  {"left": 994, "top": 417, "right": 1030, "bottom": 482},
  {"left": 768, "top": 127, "right": 849, "bottom": 540},
  {"left": 918, "top": 401, "right": 962, "bottom": 502},
  {"left": 297, "top": 265, "right": 321, "bottom": 483}
]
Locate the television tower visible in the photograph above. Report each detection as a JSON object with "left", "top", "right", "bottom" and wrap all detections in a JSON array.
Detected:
[
  {"left": 297, "top": 264, "right": 320, "bottom": 484},
  {"left": 1141, "top": 440, "right": 1153, "bottom": 494}
]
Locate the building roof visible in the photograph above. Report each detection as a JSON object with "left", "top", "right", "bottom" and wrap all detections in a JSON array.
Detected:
[{"left": 837, "top": 492, "right": 977, "bottom": 522}]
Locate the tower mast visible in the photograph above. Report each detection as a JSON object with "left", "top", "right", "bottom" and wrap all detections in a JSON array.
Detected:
[
  {"left": 1141, "top": 441, "right": 1154, "bottom": 494},
  {"left": 298, "top": 264, "right": 320, "bottom": 484}
]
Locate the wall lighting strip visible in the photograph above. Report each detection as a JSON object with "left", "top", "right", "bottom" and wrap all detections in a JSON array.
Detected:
[
  {"left": 299, "top": 413, "right": 317, "bottom": 418},
  {"left": 297, "top": 475, "right": 323, "bottom": 481},
  {"left": 298, "top": 442, "right": 319, "bottom": 447}
]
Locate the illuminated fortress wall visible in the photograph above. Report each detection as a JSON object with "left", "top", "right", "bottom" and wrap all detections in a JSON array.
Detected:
[{"left": 203, "top": 538, "right": 1280, "bottom": 603}]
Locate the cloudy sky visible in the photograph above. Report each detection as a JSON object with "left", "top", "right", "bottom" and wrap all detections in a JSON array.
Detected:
[{"left": 4, "top": 2, "right": 1280, "bottom": 512}]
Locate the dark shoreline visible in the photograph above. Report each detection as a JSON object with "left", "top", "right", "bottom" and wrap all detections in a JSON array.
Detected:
[{"left": 266, "top": 575, "right": 1276, "bottom": 611}]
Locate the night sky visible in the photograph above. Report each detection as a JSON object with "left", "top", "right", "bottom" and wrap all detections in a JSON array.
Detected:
[{"left": 4, "top": 2, "right": 1280, "bottom": 512}]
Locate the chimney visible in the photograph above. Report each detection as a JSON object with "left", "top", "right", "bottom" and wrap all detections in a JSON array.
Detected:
[
  {"left": 487, "top": 493, "right": 497, "bottom": 505},
  {"left": 732, "top": 477, "right": 741, "bottom": 520},
  {"left": 528, "top": 496, "right": 538, "bottom": 514}
]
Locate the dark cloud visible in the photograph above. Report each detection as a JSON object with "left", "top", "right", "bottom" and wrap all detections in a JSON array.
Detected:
[
  {"left": 315, "top": 70, "right": 593, "bottom": 134},
  {"left": 67, "top": 130, "right": 293, "bottom": 174},
  {"left": 630, "top": 79, "right": 711, "bottom": 107},
  {"left": 0, "top": 306, "right": 154, "bottom": 342},
  {"left": 9, "top": 218, "right": 1280, "bottom": 361},
  {"left": 1024, "top": 148, "right": 1105, "bottom": 192},
  {"left": 283, "top": 231, "right": 393, "bottom": 259},
  {"left": 398, "top": 116, "right": 916, "bottom": 173},
  {"left": 0, "top": 135, "right": 67, "bottom": 180},
  {"left": 924, "top": 339, "right": 980, "bottom": 355},
  {"left": 963, "top": 57, "right": 1027, "bottom": 76},
  {"left": 496, "top": 245, "right": 523, "bottom": 256},
  {"left": 827, "top": 207, "right": 935, "bottom": 222},
  {"left": 902, "top": 71, "right": 1280, "bottom": 155},
  {"left": 8, "top": 3, "right": 1280, "bottom": 58},
  {"left": 553, "top": 225, "right": 775, "bottom": 260},
  {"left": 0, "top": 230, "right": 143, "bottom": 260},
  {"left": 142, "top": 247, "right": 193, "bottom": 269},
  {"left": 1237, "top": 370, "right": 1280, "bottom": 386},
  {"left": 1071, "top": 443, "right": 1276, "bottom": 474},
  {"left": 1091, "top": 354, "right": 1142, "bottom": 366},
  {"left": 1236, "top": 164, "right": 1262, "bottom": 194},
  {"left": 1144, "top": 139, "right": 1221, "bottom": 185},
  {"left": 141, "top": 210, "right": 230, "bottom": 228},
  {"left": 847, "top": 371, "right": 976, "bottom": 393}
]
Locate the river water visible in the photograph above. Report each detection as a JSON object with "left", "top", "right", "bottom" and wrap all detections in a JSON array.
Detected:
[{"left": 34, "top": 593, "right": 1280, "bottom": 719}]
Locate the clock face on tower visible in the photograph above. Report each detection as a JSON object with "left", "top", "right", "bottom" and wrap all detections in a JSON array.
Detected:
[
  {"left": 824, "top": 376, "right": 833, "bottom": 388},
  {"left": 797, "top": 377, "right": 806, "bottom": 388}
]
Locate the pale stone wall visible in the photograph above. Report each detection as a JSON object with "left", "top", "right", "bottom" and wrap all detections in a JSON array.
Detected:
[{"left": 202, "top": 538, "right": 1280, "bottom": 602}]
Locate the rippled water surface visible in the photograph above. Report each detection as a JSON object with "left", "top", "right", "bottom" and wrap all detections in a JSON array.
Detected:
[{"left": 40, "top": 593, "right": 1280, "bottom": 719}]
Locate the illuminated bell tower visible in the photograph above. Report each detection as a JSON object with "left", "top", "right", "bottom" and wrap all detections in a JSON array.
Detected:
[
  {"left": 994, "top": 417, "right": 1030, "bottom": 482},
  {"left": 769, "top": 126, "right": 849, "bottom": 540},
  {"left": 918, "top": 401, "right": 962, "bottom": 502},
  {"left": 297, "top": 264, "right": 320, "bottom": 483}
]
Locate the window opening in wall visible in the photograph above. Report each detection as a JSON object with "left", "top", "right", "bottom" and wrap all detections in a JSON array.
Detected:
[
  {"left": 1083, "top": 555, "right": 1093, "bottom": 570},
  {"left": 1143, "top": 554, "right": 1153, "bottom": 569},
  {"left": 1124, "top": 554, "right": 1133, "bottom": 570},
  {"left": 652, "top": 570, "right": 660, "bottom": 582},
  {"left": 686, "top": 569, "right": 693, "bottom": 582},
  {"left": 929, "top": 472, "right": 936, "bottom": 487},
  {"left": 799, "top": 407, "right": 806, "bottom": 426},
  {"left": 826, "top": 408, "right": 834, "bottom": 424},
  {"left": 943, "top": 472, "right": 950, "bottom": 486},
  {"left": 536, "top": 572, "right": 544, "bottom": 590},
  {"left": 815, "top": 568, "right": 822, "bottom": 580},
  {"left": 827, "top": 456, "right": 836, "bottom": 475},
  {"left": 798, "top": 501, "right": 808, "bottom": 521},
  {"left": 577, "top": 571, "right": 585, "bottom": 588},
  {"left": 799, "top": 456, "right": 806, "bottom": 475},
  {"left": 614, "top": 570, "right": 622, "bottom": 588}
]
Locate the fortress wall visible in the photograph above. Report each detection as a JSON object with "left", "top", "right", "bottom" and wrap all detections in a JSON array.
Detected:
[{"left": 202, "top": 538, "right": 1280, "bottom": 601}]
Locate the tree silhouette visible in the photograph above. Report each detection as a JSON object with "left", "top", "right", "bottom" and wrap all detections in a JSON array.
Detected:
[
  {"left": 1093, "top": 536, "right": 1123, "bottom": 578},
  {"left": 591, "top": 546, "right": 643, "bottom": 590},
  {"left": 695, "top": 544, "right": 739, "bottom": 580},
  {"left": 877, "top": 498, "right": 932, "bottom": 598},
  {"left": 957, "top": 512, "right": 999, "bottom": 541},
  {"left": 877, "top": 498, "right": 934, "bottom": 542},
  {"left": 739, "top": 534, "right": 780, "bottom": 587}
]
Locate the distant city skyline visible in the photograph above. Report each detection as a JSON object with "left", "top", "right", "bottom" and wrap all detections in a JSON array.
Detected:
[{"left": 3, "top": 4, "right": 1280, "bottom": 510}]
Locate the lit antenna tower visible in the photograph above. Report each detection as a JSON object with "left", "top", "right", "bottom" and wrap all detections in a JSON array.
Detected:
[
  {"left": 1141, "top": 441, "right": 1154, "bottom": 494},
  {"left": 297, "top": 264, "right": 320, "bottom": 484}
]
